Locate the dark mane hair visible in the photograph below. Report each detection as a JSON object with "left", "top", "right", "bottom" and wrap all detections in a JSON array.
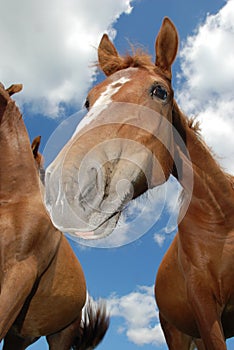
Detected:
[{"left": 187, "top": 117, "right": 201, "bottom": 133}]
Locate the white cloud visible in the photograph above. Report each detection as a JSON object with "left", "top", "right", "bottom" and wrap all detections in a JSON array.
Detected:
[
  {"left": 0, "top": 0, "right": 133, "bottom": 117},
  {"left": 177, "top": 0, "right": 234, "bottom": 174},
  {"left": 106, "top": 285, "right": 165, "bottom": 346},
  {"left": 153, "top": 233, "right": 165, "bottom": 247}
]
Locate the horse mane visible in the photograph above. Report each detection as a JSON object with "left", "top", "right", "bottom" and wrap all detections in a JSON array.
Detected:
[
  {"left": 187, "top": 117, "right": 201, "bottom": 133},
  {"left": 172, "top": 100, "right": 234, "bottom": 188},
  {"left": 226, "top": 173, "right": 234, "bottom": 189}
]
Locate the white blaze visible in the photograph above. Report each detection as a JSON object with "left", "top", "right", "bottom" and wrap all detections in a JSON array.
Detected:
[{"left": 73, "top": 77, "right": 130, "bottom": 136}]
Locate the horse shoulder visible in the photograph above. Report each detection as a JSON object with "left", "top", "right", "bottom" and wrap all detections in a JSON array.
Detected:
[
  {"left": 19, "top": 234, "right": 86, "bottom": 336},
  {"left": 155, "top": 234, "right": 199, "bottom": 336}
]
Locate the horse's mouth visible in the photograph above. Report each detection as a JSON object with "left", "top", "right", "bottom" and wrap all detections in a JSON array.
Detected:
[{"left": 72, "top": 211, "right": 121, "bottom": 240}]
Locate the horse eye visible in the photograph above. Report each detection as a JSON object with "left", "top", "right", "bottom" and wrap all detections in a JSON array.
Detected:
[
  {"left": 84, "top": 98, "right": 90, "bottom": 110},
  {"left": 150, "top": 84, "right": 168, "bottom": 101}
]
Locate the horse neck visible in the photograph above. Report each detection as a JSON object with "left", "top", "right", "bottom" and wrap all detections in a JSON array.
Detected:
[
  {"left": 0, "top": 99, "right": 40, "bottom": 201},
  {"left": 173, "top": 102, "right": 234, "bottom": 235}
]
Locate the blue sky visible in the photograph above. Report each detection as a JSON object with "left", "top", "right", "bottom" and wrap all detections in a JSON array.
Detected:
[{"left": 0, "top": 0, "right": 234, "bottom": 349}]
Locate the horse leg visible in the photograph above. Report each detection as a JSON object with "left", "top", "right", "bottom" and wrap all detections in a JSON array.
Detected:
[
  {"left": 46, "top": 317, "right": 81, "bottom": 350},
  {"left": 2, "top": 332, "right": 39, "bottom": 350},
  {"left": 159, "top": 312, "right": 195, "bottom": 350},
  {"left": 187, "top": 281, "right": 227, "bottom": 350},
  {"left": 193, "top": 338, "right": 206, "bottom": 350},
  {"left": 0, "top": 258, "right": 37, "bottom": 340}
]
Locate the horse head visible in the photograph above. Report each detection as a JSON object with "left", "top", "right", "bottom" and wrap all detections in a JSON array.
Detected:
[{"left": 45, "top": 17, "right": 179, "bottom": 239}]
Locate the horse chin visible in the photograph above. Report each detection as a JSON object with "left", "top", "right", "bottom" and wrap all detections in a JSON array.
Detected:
[{"left": 71, "top": 212, "right": 121, "bottom": 240}]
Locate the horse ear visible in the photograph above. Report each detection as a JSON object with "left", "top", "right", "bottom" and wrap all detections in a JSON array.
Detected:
[
  {"left": 6, "top": 84, "right": 23, "bottom": 96},
  {"left": 98, "top": 34, "right": 122, "bottom": 76},
  {"left": 155, "top": 17, "right": 178, "bottom": 79},
  {"left": 0, "top": 83, "right": 23, "bottom": 109},
  {"left": 31, "top": 136, "right": 41, "bottom": 158}
]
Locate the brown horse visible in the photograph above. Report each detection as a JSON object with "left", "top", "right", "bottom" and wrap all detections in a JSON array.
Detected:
[
  {"left": 45, "top": 17, "right": 234, "bottom": 349},
  {"left": 0, "top": 83, "right": 109, "bottom": 349}
]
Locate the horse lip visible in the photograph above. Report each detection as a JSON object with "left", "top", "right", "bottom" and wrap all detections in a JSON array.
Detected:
[
  {"left": 73, "top": 211, "right": 121, "bottom": 240},
  {"left": 96, "top": 210, "right": 120, "bottom": 228}
]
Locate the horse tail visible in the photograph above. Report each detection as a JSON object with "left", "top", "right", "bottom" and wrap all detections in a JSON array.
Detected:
[{"left": 72, "top": 298, "right": 110, "bottom": 350}]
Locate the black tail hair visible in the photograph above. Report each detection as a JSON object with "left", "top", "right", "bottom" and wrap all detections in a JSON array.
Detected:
[{"left": 72, "top": 298, "right": 109, "bottom": 350}]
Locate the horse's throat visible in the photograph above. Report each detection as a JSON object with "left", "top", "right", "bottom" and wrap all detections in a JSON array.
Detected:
[{"left": 178, "top": 131, "right": 234, "bottom": 230}]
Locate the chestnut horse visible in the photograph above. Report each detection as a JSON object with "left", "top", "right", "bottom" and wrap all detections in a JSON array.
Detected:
[
  {"left": 0, "top": 83, "right": 109, "bottom": 349},
  {"left": 45, "top": 17, "right": 234, "bottom": 349}
]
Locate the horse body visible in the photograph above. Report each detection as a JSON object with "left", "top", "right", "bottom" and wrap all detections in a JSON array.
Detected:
[
  {"left": 44, "top": 17, "right": 234, "bottom": 349},
  {"left": 0, "top": 84, "right": 108, "bottom": 349},
  {"left": 156, "top": 113, "right": 234, "bottom": 348}
]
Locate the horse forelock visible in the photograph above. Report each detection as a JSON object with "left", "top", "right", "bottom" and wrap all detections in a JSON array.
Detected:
[{"left": 97, "top": 48, "right": 171, "bottom": 82}]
